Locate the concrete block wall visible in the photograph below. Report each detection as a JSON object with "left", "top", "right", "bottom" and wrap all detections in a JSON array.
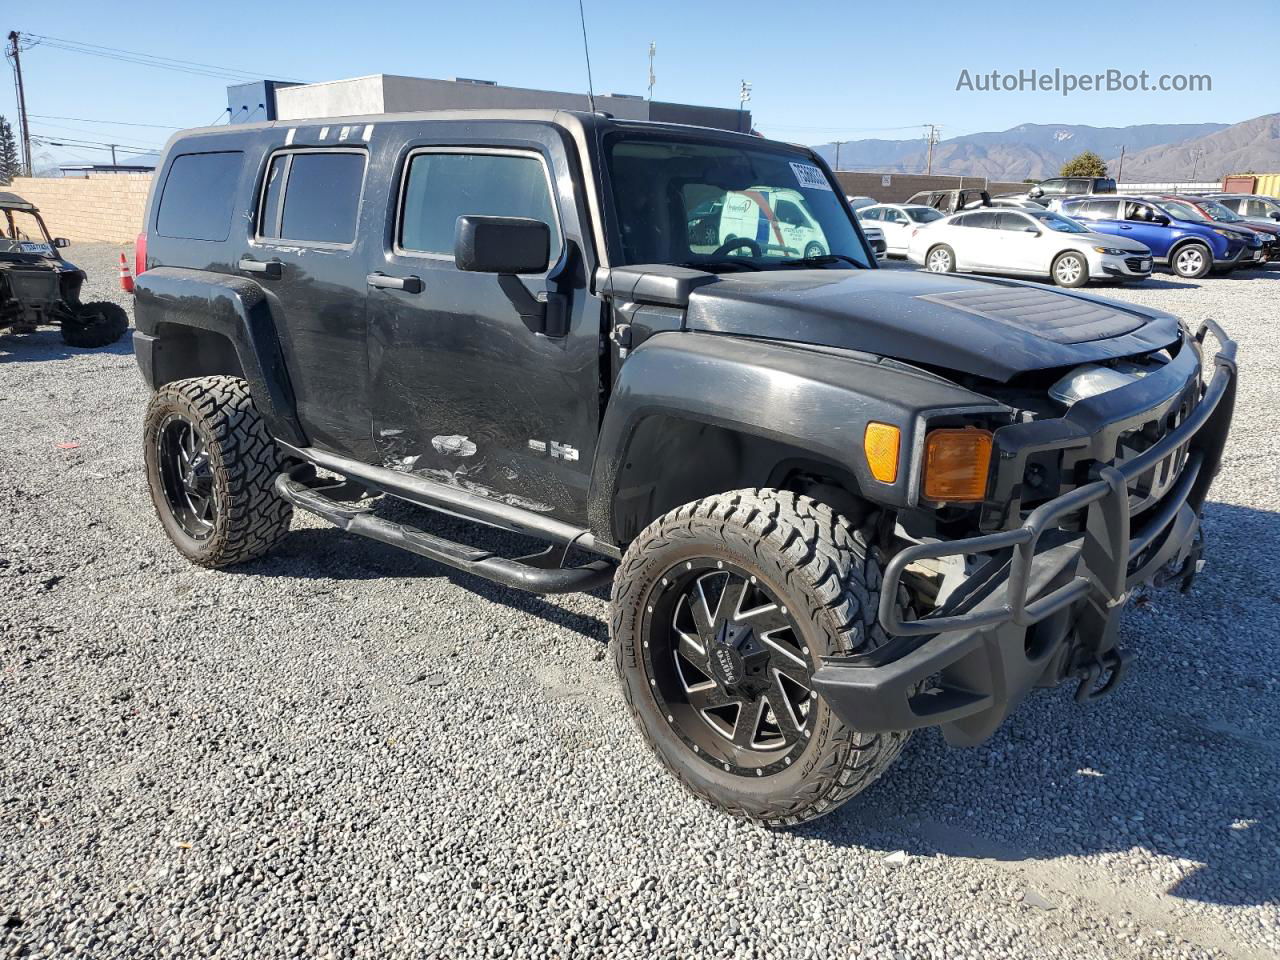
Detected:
[{"left": 8, "top": 175, "right": 154, "bottom": 245}]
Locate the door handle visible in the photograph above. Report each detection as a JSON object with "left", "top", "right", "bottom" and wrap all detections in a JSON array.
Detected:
[
  {"left": 367, "top": 272, "right": 423, "bottom": 294},
  {"left": 238, "top": 257, "right": 282, "bottom": 278}
]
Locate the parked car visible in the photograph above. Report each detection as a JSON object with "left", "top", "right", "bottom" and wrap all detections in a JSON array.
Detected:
[
  {"left": 905, "top": 188, "right": 991, "bottom": 215},
  {"left": 1203, "top": 193, "right": 1280, "bottom": 224},
  {"left": 860, "top": 224, "right": 888, "bottom": 260},
  {"left": 856, "top": 203, "right": 944, "bottom": 256},
  {"left": 1060, "top": 196, "right": 1251, "bottom": 278},
  {"left": 844, "top": 195, "right": 877, "bottom": 212},
  {"left": 0, "top": 191, "right": 129, "bottom": 347},
  {"left": 132, "top": 109, "right": 1237, "bottom": 826},
  {"left": 1149, "top": 195, "right": 1280, "bottom": 262},
  {"left": 1027, "top": 177, "right": 1117, "bottom": 206},
  {"left": 906, "top": 207, "right": 1152, "bottom": 286}
]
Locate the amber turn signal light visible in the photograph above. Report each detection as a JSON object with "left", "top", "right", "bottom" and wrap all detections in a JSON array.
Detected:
[
  {"left": 922, "top": 428, "right": 993, "bottom": 502},
  {"left": 863, "top": 422, "right": 901, "bottom": 484}
]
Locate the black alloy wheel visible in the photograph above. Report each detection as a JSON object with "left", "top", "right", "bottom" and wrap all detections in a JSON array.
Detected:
[
  {"left": 643, "top": 559, "right": 817, "bottom": 777},
  {"left": 156, "top": 413, "right": 216, "bottom": 540}
]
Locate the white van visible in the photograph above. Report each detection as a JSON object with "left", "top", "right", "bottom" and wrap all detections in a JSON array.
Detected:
[{"left": 718, "top": 187, "right": 830, "bottom": 259}]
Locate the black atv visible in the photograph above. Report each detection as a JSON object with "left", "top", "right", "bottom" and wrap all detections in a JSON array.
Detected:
[{"left": 0, "top": 192, "right": 128, "bottom": 348}]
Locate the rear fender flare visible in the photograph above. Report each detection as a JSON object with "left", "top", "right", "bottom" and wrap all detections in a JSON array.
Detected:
[{"left": 133, "top": 266, "right": 304, "bottom": 445}]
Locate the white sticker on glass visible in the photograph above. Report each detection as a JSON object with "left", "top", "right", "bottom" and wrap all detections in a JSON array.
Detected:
[{"left": 790, "top": 161, "right": 832, "bottom": 192}]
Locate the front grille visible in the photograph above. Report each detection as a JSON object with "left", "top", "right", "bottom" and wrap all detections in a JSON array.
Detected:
[{"left": 1125, "top": 257, "right": 1150, "bottom": 271}]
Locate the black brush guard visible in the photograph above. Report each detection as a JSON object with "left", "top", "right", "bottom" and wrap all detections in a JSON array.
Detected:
[{"left": 813, "top": 320, "right": 1237, "bottom": 747}]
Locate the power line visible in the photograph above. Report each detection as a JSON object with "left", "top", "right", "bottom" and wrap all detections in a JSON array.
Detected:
[
  {"left": 29, "top": 113, "right": 183, "bottom": 130},
  {"left": 30, "top": 131, "right": 162, "bottom": 153},
  {"left": 22, "top": 31, "right": 306, "bottom": 83}
]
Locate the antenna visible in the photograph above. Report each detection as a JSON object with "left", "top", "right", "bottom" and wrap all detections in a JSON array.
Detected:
[{"left": 577, "top": 0, "right": 597, "bottom": 113}]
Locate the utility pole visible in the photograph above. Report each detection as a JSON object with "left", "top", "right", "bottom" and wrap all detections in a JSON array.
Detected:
[
  {"left": 738, "top": 80, "right": 752, "bottom": 134},
  {"left": 647, "top": 42, "right": 656, "bottom": 101},
  {"left": 834, "top": 141, "right": 844, "bottom": 171},
  {"left": 109, "top": 144, "right": 118, "bottom": 167},
  {"left": 1190, "top": 148, "right": 1202, "bottom": 181},
  {"left": 7, "top": 32, "right": 32, "bottom": 177},
  {"left": 923, "top": 124, "right": 941, "bottom": 175},
  {"left": 1116, "top": 145, "right": 1126, "bottom": 183}
]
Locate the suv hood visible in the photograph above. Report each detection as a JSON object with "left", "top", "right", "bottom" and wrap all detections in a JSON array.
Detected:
[{"left": 683, "top": 269, "right": 1180, "bottom": 382}]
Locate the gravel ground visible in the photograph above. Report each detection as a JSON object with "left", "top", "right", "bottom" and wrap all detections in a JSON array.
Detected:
[{"left": 1, "top": 244, "right": 1276, "bottom": 960}]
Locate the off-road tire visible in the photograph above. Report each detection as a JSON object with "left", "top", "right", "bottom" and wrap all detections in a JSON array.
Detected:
[
  {"left": 143, "top": 376, "right": 292, "bottom": 567},
  {"left": 62, "top": 301, "right": 128, "bottom": 347},
  {"left": 611, "top": 488, "right": 910, "bottom": 826}
]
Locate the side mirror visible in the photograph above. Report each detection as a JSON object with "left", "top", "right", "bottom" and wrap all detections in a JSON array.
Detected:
[
  {"left": 1153, "top": 214, "right": 1171, "bottom": 226},
  {"left": 1270, "top": 212, "right": 1280, "bottom": 221},
  {"left": 454, "top": 215, "right": 549, "bottom": 275},
  {"left": 53, "top": 237, "right": 70, "bottom": 248},
  {"left": 1028, "top": 186, "right": 1044, "bottom": 198}
]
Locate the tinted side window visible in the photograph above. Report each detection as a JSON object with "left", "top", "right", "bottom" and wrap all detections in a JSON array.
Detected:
[
  {"left": 964, "top": 212, "right": 998, "bottom": 229},
  {"left": 262, "top": 152, "right": 366, "bottom": 245},
  {"left": 858, "top": 207, "right": 883, "bottom": 221},
  {"left": 1039, "top": 180, "right": 1066, "bottom": 195},
  {"left": 995, "top": 212, "right": 1033, "bottom": 231},
  {"left": 399, "top": 152, "right": 561, "bottom": 260},
  {"left": 156, "top": 151, "right": 244, "bottom": 241}
]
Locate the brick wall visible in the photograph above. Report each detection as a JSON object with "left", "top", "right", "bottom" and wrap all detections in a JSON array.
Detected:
[{"left": 8, "top": 174, "right": 153, "bottom": 244}]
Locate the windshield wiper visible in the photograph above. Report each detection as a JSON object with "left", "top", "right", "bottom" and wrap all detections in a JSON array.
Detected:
[{"left": 775, "top": 253, "right": 866, "bottom": 269}]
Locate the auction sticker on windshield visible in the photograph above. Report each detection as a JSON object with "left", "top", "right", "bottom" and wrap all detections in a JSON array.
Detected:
[{"left": 790, "top": 162, "right": 832, "bottom": 191}]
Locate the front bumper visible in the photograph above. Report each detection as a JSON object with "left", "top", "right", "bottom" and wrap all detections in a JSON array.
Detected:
[
  {"left": 812, "top": 320, "right": 1237, "bottom": 746},
  {"left": 1097, "top": 252, "right": 1152, "bottom": 278}
]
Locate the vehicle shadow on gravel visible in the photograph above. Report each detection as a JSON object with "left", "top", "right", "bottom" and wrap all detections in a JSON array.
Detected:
[
  {"left": 0, "top": 329, "right": 135, "bottom": 362},
  {"left": 234, "top": 497, "right": 610, "bottom": 644},
  {"left": 804, "top": 499, "right": 1280, "bottom": 910}
]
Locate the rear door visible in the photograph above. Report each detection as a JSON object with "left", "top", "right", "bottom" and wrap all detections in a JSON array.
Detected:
[
  {"left": 243, "top": 144, "right": 374, "bottom": 460},
  {"left": 993, "top": 211, "right": 1047, "bottom": 272},
  {"left": 363, "top": 124, "right": 600, "bottom": 524}
]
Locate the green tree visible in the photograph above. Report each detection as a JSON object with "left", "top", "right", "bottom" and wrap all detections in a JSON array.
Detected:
[
  {"left": 1059, "top": 151, "right": 1108, "bottom": 178},
  {"left": 0, "top": 117, "right": 19, "bottom": 185}
]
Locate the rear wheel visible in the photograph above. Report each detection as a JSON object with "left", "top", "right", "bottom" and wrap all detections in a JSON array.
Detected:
[
  {"left": 1051, "top": 251, "right": 1089, "bottom": 287},
  {"left": 926, "top": 244, "right": 955, "bottom": 273},
  {"left": 803, "top": 241, "right": 826, "bottom": 259},
  {"left": 1171, "top": 242, "right": 1212, "bottom": 279},
  {"left": 143, "top": 376, "right": 292, "bottom": 568},
  {"left": 611, "top": 489, "right": 909, "bottom": 826},
  {"left": 61, "top": 301, "right": 128, "bottom": 347}
]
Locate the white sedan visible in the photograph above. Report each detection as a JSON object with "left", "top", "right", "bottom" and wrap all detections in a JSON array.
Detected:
[
  {"left": 856, "top": 203, "right": 944, "bottom": 256},
  {"left": 905, "top": 208, "right": 1154, "bottom": 287}
]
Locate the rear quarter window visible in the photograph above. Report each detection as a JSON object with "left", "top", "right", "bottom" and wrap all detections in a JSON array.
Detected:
[{"left": 156, "top": 151, "right": 244, "bottom": 241}]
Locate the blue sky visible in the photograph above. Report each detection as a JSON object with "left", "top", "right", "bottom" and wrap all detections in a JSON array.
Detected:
[{"left": 6, "top": 0, "right": 1274, "bottom": 169}]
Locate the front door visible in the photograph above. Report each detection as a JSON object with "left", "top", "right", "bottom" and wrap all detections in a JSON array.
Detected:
[{"left": 364, "top": 130, "right": 600, "bottom": 525}]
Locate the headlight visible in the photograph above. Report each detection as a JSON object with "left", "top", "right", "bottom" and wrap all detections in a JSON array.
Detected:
[
  {"left": 1092, "top": 246, "right": 1127, "bottom": 256},
  {"left": 1212, "top": 228, "right": 1237, "bottom": 239}
]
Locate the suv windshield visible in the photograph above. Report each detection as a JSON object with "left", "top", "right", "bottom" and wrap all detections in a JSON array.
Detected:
[
  {"left": 1159, "top": 199, "right": 1209, "bottom": 222},
  {"left": 0, "top": 208, "right": 53, "bottom": 255},
  {"left": 604, "top": 135, "right": 872, "bottom": 270}
]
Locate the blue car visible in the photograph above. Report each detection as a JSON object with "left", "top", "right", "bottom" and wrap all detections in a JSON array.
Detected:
[{"left": 1059, "top": 195, "right": 1255, "bottom": 278}]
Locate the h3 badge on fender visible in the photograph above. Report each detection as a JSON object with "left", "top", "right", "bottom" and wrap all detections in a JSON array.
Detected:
[{"left": 528, "top": 438, "right": 580, "bottom": 462}]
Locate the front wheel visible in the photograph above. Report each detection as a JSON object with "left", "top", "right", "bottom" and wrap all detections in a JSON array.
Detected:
[
  {"left": 611, "top": 489, "right": 910, "bottom": 826},
  {"left": 803, "top": 241, "right": 826, "bottom": 259},
  {"left": 62, "top": 301, "right": 128, "bottom": 347},
  {"left": 925, "top": 244, "right": 955, "bottom": 273},
  {"left": 1051, "top": 251, "right": 1089, "bottom": 287},
  {"left": 1172, "top": 242, "right": 1212, "bottom": 279}
]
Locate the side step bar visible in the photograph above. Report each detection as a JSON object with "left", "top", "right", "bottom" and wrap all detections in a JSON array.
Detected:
[{"left": 274, "top": 471, "right": 616, "bottom": 595}]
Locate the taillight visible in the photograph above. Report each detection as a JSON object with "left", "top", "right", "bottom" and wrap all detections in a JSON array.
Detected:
[{"left": 135, "top": 232, "right": 147, "bottom": 277}]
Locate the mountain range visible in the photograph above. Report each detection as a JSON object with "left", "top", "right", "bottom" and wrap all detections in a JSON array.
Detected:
[{"left": 808, "top": 115, "right": 1280, "bottom": 182}]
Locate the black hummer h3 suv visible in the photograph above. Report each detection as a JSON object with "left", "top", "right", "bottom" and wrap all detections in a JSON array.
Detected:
[{"left": 133, "top": 110, "right": 1237, "bottom": 825}]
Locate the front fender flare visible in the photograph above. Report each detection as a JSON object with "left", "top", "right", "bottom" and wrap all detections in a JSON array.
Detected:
[{"left": 588, "top": 333, "right": 1002, "bottom": 546}]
